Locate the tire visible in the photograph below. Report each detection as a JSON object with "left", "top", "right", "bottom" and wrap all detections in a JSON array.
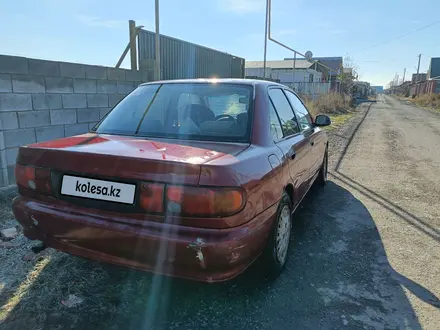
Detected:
[
  {"left": 317, "top": 148, "right": 328, "bottom": 187},
  {"left": 262, "top": 191, "right": 293, "bottom": 279}
]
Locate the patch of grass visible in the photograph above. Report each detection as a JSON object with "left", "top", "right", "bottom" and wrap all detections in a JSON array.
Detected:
[
  {"left": 412, "top": 94, "right": 440, "bottom": 113},
  {"left": 397, "top": 93, "right": 440, "bottom": 113},
  {"left": 327, "top": 113, "right": 355, "bottom": 130},
  {"left": 304, "top": 93, "right": 353, "bottom": 117},
  {"left": 302, "top": 93, "right": 355, "bottom": 131},
  {"left": 0, "top": 256, "right": 51, "bottom": 320},
  {"left": 0, "top": 251, "right": 146, "bottom": 328}
]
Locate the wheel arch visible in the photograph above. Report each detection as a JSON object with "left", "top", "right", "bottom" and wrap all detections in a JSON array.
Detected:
[{"left": 284, "top": 183, "right": 294, "bottom": 207}]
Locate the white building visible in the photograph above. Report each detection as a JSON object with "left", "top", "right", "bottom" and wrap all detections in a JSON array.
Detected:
[
  {"left": 245, "top": 59, "right": 330, "bottom": 97},
  {"left": 245, "top": 59, "right": 326, "bottom": 84}
]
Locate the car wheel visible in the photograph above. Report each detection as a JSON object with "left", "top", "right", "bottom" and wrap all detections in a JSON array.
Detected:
[
  {"left": 317, "top": 148, "right": 328, "bottom": 186},
  {"left": 263, "top": 191, "right": 292, "bottom": 279}
]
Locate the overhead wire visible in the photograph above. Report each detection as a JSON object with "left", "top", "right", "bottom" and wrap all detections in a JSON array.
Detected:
[{"left": 358, "top": 19, "right": 440, "bottom": 53}]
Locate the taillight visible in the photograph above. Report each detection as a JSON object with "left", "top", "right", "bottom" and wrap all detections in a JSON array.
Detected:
[
  {"left": 139, "top": 183, "right": 164, "bottom": 213},
  {"left": 15, "top": 164, "right": 52, "bottom": 195},
  {"left": 166, "top": 185, "right": 244, "bottom": 217},
  {"left": 15, "top": 164, "right": 35, "bottom": 189}
]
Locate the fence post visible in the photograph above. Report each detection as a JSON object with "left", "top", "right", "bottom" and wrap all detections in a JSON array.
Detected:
[
  {"left": 129, "top": 20, "right": 137, "bottom": 70},
  {"left": 155, "top": 0, "right": 161, "bottom": 80}
]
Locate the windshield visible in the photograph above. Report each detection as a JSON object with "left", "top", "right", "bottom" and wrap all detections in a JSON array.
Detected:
[{"left": 95, "top": 83, "right": 253, "bottom": 142}]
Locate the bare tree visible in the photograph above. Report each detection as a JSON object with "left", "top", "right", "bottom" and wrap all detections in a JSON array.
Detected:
[
  {"left": 342, "top": 55, "right": 359, "bottom": 79},
  {"left": 338, "top": 54, "right": 360, "bottom": 95}
]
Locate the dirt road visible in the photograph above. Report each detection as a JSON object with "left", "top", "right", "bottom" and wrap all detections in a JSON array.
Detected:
[
  {"left": 1, "top": 95, "right": 439, "bottom": 329},
  {"left": 327, "top": 95, "right": 440, "bottom": 329}
]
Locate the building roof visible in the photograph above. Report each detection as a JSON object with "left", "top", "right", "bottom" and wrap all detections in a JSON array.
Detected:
[
  {"left": 353, "top": 81, "right": 370, "bottom": 87},
  {"left": 284, "top": 56, "right": 343, "bottom": 76},
  {"left": 245, "top": 59, "right": 314, "bottom": 70}
]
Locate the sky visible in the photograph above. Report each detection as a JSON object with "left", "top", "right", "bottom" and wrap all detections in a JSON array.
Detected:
[{"left": 1, "top": 0, "right": 440, "bottom": 87}]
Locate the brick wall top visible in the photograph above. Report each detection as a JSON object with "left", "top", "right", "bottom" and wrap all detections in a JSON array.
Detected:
[{"left": 0, "top": 54, "right": 145, "bottom": 82}]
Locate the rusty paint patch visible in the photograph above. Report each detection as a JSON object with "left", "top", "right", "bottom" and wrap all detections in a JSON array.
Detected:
[
  {"left": 31, "top": 215, "right": 38, "bottom": 226},
  {"left": 229, "top": 252, "right": 240, "bottom": 263},
  {"left": 188, "top": 237, "right": 206, "bottom": 268}
]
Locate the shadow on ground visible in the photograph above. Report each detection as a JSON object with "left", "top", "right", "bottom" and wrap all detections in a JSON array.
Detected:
[{"left": 1, "top": 181, "right": 428, "bottom": 330}]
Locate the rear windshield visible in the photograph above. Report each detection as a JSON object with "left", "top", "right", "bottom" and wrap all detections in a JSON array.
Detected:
[{"left": 95, "top": 83, "right": 253, "bottom": 142}]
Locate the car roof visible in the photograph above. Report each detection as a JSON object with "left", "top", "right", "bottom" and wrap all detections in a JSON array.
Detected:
[{"left": 139, "top": 78, "right": 285, "bottom": 88}]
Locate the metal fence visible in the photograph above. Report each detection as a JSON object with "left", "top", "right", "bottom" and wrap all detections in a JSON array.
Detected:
[
  {"left": 290, "top": 82, "right": 331, "bottom": 100},
  {"left": 409, "top": 80, "right": 439, "bottom": 97},
  {"left": 138, "top": 29, "right": 245, "bottom": 80}
]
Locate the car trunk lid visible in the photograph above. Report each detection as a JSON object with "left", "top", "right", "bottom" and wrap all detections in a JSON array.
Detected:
[{"left": 18, "top": 133, "right": 249, "bottom": 185}]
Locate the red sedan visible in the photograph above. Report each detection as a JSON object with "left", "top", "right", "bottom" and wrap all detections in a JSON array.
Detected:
[{"left": 12, "top": 79, "right": 330, "bottom": 282}]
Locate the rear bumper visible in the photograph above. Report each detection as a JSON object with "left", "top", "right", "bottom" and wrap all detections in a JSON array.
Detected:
[{"left": 13, "top": 196, "right": 277, "bottom": 282}]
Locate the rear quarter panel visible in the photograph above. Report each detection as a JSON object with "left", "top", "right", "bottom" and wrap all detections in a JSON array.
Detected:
[
  {"left": 315, "top": 128, "right": 328, "bottom": 154},
  {"left": 312, "top": 128, "right": 328, "bottom": 170},
  {"left": 199, "top": 145, "right": 286, "bottom": 223}
]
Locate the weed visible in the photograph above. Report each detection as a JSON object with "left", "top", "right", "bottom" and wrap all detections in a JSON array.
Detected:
[
  {"left": 302, "top": 93, "right": 355, "bottom": 130},
  {"left": 303, "top": 93, "right": 353, "bottom": 116},
  {"left": 412, "top": 94, "right": 440, "bottom": 111}
]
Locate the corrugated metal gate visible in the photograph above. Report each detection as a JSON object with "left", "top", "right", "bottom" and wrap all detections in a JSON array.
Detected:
[{"left": 138, "top": 29, "right": 244, "bottom": 80}]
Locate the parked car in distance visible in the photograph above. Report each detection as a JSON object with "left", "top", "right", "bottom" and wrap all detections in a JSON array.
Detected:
[{"left": 12, "top": 79, "right": 331, "bottom": 282}]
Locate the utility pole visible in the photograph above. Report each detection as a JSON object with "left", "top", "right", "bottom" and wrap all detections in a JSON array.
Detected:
[
  {"left": 155, "top": 0, "right": 161, "bottom": 80},
  {"left": 292, "top": 52, "right": 296, "bottom": 89},
  {"left": 263, "top": 0, "right": 269, "bottom": 78},
  {"left": 314, "top": 62, "right": 318, "bottom": 100},
  {"left": 403, "top": 68, "right": 406, "bottom": 84},
  {"left": 416, "top": 54, "right": 422, "bottom": 82}
]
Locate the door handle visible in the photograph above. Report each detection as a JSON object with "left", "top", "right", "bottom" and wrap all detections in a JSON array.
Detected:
[
  {"left": 310, "top": 140, "right": 315, "bottom": 146},
  {"left": 287, "top": 150, "right": 296, "bottom": 160}
]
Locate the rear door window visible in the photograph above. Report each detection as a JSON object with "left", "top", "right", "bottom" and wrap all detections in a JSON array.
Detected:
[
  {"left": 269, "top": 102, "right": 283, "bottom": 141},
  {"left": 268, "top": 88, "right": 300, "bottom": 137},
  {"left": 284, "top": 90, "right": 313, "bottom": 131}
]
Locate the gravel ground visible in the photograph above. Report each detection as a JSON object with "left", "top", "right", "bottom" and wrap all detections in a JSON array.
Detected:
[
  {"left": 329, "top": 95, "right": 440, "bottom": 329},
  {"left": 1, "top": 97, "right": 439, "bottom": 329}
]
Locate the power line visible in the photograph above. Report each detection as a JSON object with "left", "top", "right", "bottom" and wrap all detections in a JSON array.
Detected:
[{"left": 358, "top": 19, "right": 440, "bottom": 52}]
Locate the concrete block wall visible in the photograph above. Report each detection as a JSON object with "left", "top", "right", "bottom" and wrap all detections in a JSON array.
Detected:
[{"left": 0, "top": 54, "right": 148, "bottom": 187}]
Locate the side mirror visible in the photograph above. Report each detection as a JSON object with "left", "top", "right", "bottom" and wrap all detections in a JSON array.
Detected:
[{"left": 315, "top": 114, "right": 331, "bottom": 127}]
